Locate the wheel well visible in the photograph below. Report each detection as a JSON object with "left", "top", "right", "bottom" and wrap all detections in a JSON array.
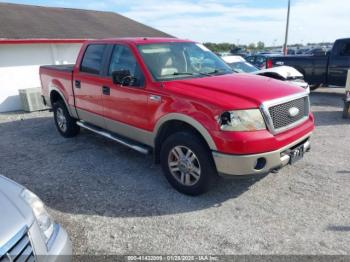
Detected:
[
  {"left": 154, "top": 120, "right": 211, "bottom": 163},
  {"left": 50, "top": 90, "right": 64, "bottom": 106}
]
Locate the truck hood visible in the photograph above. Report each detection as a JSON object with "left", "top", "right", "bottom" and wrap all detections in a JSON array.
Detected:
[
  {"left": 163, "top": 73, "right": 306, "bottom": 109},
  {"left": 0, "top": 176, "right": 33, "bottom": 249}
]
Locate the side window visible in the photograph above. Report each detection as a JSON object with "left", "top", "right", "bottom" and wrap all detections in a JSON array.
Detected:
[
  {"left": 246, "top": 56, "right": 255, "bottom": 63},
  {"left": 339, "top": 43, "right": 350, "bottom": 56},
  {"left": 80, "top": 44, "right": 106, "bottom": 74},
  {"left": 255, "top": 56, "right": 266, "bottom": 65},
  {"left": 108, "top": 45, "right": 145, "bottom": 87}
]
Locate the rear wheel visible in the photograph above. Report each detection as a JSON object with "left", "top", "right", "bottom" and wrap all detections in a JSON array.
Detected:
[
  {"left": 53, "top": 100, "right": 80, "bottom": 138},
  {"left": 160, "top": 132, "right": 217, "bottom": 196}
]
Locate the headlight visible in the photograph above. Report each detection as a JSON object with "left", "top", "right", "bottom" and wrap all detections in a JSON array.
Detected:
[
  {"left": 21, "top": 189, "right": 55, "bottom": 245},
  {"left": 218, "top": 109, "right": 266, "bottom": 131}
]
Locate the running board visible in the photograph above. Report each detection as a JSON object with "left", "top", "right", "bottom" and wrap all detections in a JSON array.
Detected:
[{"left": 76, "top": 121, "right": 151, "bottom": 154}]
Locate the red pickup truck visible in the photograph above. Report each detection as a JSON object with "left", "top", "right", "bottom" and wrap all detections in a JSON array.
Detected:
[{"left": 40, "top": 38, "right": 314, "bottom": 195}]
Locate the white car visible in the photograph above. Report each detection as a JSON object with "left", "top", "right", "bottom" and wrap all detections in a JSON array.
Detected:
[
  {"left": 0, "top": 175, "right": 71, "bottom": 261},
  {"left": 222, "top": 55, "right": 310, "bottom": 93}
]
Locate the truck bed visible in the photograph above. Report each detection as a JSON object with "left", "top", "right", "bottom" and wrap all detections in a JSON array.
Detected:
[{"left": 39, "top": 64, "right": 75, "bottom": 108}]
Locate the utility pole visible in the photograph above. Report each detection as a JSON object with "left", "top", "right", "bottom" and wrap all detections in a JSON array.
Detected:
[{"left": 283, "top": 0, "right": 291, "bottom": 55}]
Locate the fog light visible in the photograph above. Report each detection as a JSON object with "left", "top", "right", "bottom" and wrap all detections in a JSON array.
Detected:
[{"left": 254, "top": 158, "right": 266, "bottom": 170}]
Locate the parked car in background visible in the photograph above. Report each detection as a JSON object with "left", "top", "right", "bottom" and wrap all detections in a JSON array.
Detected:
[
  {"left": 221, "top": 55, "right": 258, "bottom": 73},
  {"left": 246, "top": 53, "right": 282, "bottom": 69},
  {"left": 0, "top": 175, "right": 71, "bottom": 261},
  {"left": 222, "top": 56, "right": 310, "bottom": 92},
  {"left": 304, "top": 47, "right": 328, "bottom": 56},
  {"left": 40, "top": 37, "right": 314, "bottom": 195},
  {"left": 265, "top": 38, "right": 350, "bottom": 89},
  {"left": 287, "top": 49, "right": 297, "bottom": 55},
  {"left": 296, "top": 48, "right": 310, "bottom": 55},
  {"left": 230, "top": 47, "right": 251, "bottom": 58},
  {"left": 217, "top": 51, "right": 231, "bottom": 57}
]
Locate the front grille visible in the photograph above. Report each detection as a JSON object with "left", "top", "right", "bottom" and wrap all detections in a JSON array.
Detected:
[
  {"left": 267, "top": 96, "right": 309, "bottom": 131},
  {"left": 0, "top": 227, "right": 35, "bottom": 262}
]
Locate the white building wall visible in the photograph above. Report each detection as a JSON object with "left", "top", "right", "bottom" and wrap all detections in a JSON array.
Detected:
[{"left": 0, "top": 43, "right": 82, "bottom": 112}]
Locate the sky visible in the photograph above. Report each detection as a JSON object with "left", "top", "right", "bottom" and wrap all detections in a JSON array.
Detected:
[{"left": 1, "top": 0, "right": 349, "bottom": 45}]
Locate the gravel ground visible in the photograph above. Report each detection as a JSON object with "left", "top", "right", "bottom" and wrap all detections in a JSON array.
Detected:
[{"left": 0, "top": 88, "right": 349, "bottom": 256}]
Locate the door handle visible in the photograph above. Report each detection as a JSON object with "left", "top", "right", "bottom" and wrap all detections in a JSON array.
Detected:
[
  {"left": 75, "top": 80, "right": 81, "bottom": 88},
  {"left": 149, "top": 94, "right": 162, "bottom": 102},
  {"left": 102, "top": 86, "right": 110, "bottom": 95}
]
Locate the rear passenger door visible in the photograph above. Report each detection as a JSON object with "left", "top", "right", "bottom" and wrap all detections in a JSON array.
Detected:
[
  {"left": 73, "top": 44, "right": 108, "bottom": 128},
  {"left": 328, "top": 40, "right": 350, "bottom": 86}
]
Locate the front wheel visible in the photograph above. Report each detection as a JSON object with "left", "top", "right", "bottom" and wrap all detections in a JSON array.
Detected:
[{"left": 160, "top": 132, "right": 217, "bottom": 196}]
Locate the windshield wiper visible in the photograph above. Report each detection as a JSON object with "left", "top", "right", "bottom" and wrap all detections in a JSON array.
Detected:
[
  {"left": 172, "top": 72, "right": 210, "bottom": 77},
  {"left": 163, "top": 71, "right": 229, "bottom": 78},
  {"left": 172, "top": 72, "right": 194, "bottom": 76},
  {"left": 205, "top": 69, "right": 230, "bottom": 75}
]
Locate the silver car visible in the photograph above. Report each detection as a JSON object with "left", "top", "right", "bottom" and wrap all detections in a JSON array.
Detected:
[
  {"left": 222, "top": 55, "right": 310, "bottom": 93},
  {"left": 0, "top": 175, "right": 71, "bottom": 262}
]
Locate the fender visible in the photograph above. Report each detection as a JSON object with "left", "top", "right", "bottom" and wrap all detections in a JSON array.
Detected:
[
  {"left": 48, "top": 82, "right": 78, "bottom": 119},
  {"left": 153, "top": 113, "right": 217, "bottom": 150}
]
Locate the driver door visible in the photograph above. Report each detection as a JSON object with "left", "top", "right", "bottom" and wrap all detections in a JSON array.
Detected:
[{"left": 100, "top": 44, "right": 150, "bottom": 136}]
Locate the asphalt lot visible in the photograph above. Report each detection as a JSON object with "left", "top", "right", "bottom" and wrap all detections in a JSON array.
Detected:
[{"left": 0, "top": 88, "right": 349, "bottom": 255}]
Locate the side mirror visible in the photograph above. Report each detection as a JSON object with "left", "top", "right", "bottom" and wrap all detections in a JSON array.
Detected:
[{"left": 112, "top": 70, "right": 135, "bottom": 86}]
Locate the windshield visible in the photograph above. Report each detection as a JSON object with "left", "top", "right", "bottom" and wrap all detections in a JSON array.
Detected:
[
  {"left": 137, "top": 42, "right": 232, "bottom": 81},
  {"left": 228, "top": 61, "right": 258, "bottom": 73}
]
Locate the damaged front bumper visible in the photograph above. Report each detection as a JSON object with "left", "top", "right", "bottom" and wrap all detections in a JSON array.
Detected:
[{"left": 212, "top": 132, "right": 312, "bottom": 177}]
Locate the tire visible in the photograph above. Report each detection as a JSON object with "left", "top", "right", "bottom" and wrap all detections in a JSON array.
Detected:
[
  {"left": 53, "top": 100, "right": 80, "bottom": 138},
  {"left": 160, "top": 132, "right": 217, "bottom": 196},
  {"left": 343, "top": 101, "right": 350, "bottom": 119}
]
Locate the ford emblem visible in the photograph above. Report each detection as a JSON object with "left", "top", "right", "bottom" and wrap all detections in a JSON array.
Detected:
[{"left": 288, "top": 107, "right": 300, "bottom": 117}]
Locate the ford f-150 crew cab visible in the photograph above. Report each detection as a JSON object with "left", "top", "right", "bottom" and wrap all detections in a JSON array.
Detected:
[
  {"left": 40, "top": 38, "right": 314, "bottom": 195},
  {"left": 266, "top": 38, "right": 350, "bottom": 89}
]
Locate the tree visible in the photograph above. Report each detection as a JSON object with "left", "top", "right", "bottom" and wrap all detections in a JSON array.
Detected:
[
  {"left": 257, "top": 41, "right": 265, "bottom": 50},
  {"left": 203, "top": 42, "right": 236, "bottom": 53},
  {"left": 248, "top": 43, "right": 256, "bottom": 50}
]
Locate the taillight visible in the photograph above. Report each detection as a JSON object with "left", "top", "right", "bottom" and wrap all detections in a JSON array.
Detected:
[{"left": 266, "top": 59, "right": 273, "bottom": 68}]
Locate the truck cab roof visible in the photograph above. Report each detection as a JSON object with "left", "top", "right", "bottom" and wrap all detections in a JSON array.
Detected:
[{"left": 86, "top": 37, "right": 194, "bottom": 45}]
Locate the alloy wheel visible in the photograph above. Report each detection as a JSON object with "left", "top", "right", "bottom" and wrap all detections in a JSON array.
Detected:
[
  {"left": 56, "top": 107, "right": 67, "bottom": 133},
  {"left": 168, "top": 146, "right": 201, "bottom": 186}
]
